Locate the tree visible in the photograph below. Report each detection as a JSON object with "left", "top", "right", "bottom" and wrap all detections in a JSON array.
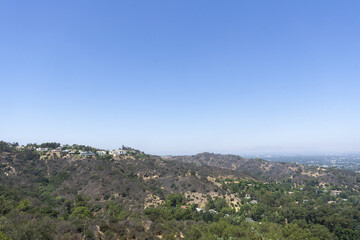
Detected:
[
  {"left": 17, "top": 199, "right": 31, "bottom": 212},
  {"left": 165, "top": 194, "right": 183, "bottom": 207},
  {"left": 0, "top": 230, "right": 11, "bottom": 240},
  {"left": 206, "top": 197, "right": 228, "bottom": 212},
  {"left": 0, "top": 141, "right": 12, "bottom": 153},
  {"left": 69, "top": 206, "right": 92, "bottom": 219}
]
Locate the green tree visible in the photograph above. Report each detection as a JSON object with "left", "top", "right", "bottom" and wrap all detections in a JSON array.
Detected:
[
  {"left": 165, "top": 193, "right": 183, "bottom": 207},
  {"left": 69, "top": 206, "right": 92, "bottom": 219},
  {"left": 206, "top": 197, "right": 228, "bottom": 212},
  {"left": 17, "top": 199, "right": 31, "bottom": 212}
]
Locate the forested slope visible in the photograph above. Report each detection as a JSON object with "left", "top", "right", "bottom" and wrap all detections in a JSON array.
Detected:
[{"left": 1, "top": 141, "right": 360, "bottom": 239}]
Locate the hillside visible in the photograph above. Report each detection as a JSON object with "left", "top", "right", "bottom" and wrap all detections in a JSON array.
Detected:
[
  {"left": 0, "top": 149, "right": 250, "bottom": 208},
  {"left": 171, "top": 152, "right": 360, "bottom": 187},
  {"left": 1, "top": 142, "right": 360, "bottom": 239}
]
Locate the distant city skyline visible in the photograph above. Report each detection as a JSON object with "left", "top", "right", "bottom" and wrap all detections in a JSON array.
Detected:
[{"left": 1, "top": 1, "right": 360, "bottom": 155}]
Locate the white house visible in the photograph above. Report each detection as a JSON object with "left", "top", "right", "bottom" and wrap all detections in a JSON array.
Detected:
[
  {"left": 110, "top": 150, "right": 127, "bottom": 156},
  {"left": 330, "top": 190, "right": 342, "bottom": 197},
  {"left": 96, "top": 151, "right": 107, "bottom": 156},
  {"left": 250, "top": 200, "right": 258, "bottom": 204},
  {"left": 36, "top": 148, "right": 48, "bottom": 152},
  {"left": 208, "top": 209, "right": 218, "bottom": 214}
]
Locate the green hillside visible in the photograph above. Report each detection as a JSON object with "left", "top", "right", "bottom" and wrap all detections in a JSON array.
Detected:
[{"left": 1, "top": 141, "right": 360, "bottom": 239}]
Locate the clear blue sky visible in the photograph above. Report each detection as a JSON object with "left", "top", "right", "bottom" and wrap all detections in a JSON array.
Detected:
[{"left": 1, "top": 1, "right": 360, "bottom": 155}]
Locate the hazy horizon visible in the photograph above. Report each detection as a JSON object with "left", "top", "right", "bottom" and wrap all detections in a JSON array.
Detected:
[
  {"left": 4, "top": 139, "right": 360, "bottom": 157},
  {"left": 1, "top": 1, "right": 360, "bottom": 155}
]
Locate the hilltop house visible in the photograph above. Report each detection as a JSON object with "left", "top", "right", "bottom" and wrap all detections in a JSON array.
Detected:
[
  {"left": 80, "top": 151, "right": 94, "bottom": 157},
  {"left": 96, "top": 151, "right": 107, "bottom": 156},
  {"left": 110, "top": 150, "right": 127, "bottom": 156},
  {"left": 36, "top": 148, "right": 48, "bottom": 152},
  {"left": 69, "top": 150, "right": 77, "bottom": 155}
]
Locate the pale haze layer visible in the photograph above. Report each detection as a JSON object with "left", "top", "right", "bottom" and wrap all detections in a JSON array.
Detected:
[{"left": 1, "top": 1, "right": 360, "bottom": 155}]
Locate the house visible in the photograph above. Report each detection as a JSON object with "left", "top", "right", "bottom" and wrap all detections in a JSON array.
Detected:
[
  {"left": 36, "top": 148, "right": 48, "bottom": 152},
  {"left": 110, "top": 150, "right": 127, "bottom": 156},
  {"left": 181, "top": 205, "right": 189, "bottom": 209},
  {"left": 330, "top": 190, "right": 342, "bottom": 197},
  {"left": 250, "top": 200, "right": 257, "bottom": 204},
  {"left": 208, "top": 209, "right": 218, "bottom": 214},
  {"left": 245, "top": 194, "right": 251, "bottom": 199},
  {"left": 80, "top": 151, "right": 94, "bottom": 157},
  {"left": 196, "top": 208, "right": 203, "bottom": 212},
  {"left": 96, "top": 151, "right": 107, "bottom": 156},
  {"left": 69, "top": 150, "right": 77, "bottom": 155}
]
